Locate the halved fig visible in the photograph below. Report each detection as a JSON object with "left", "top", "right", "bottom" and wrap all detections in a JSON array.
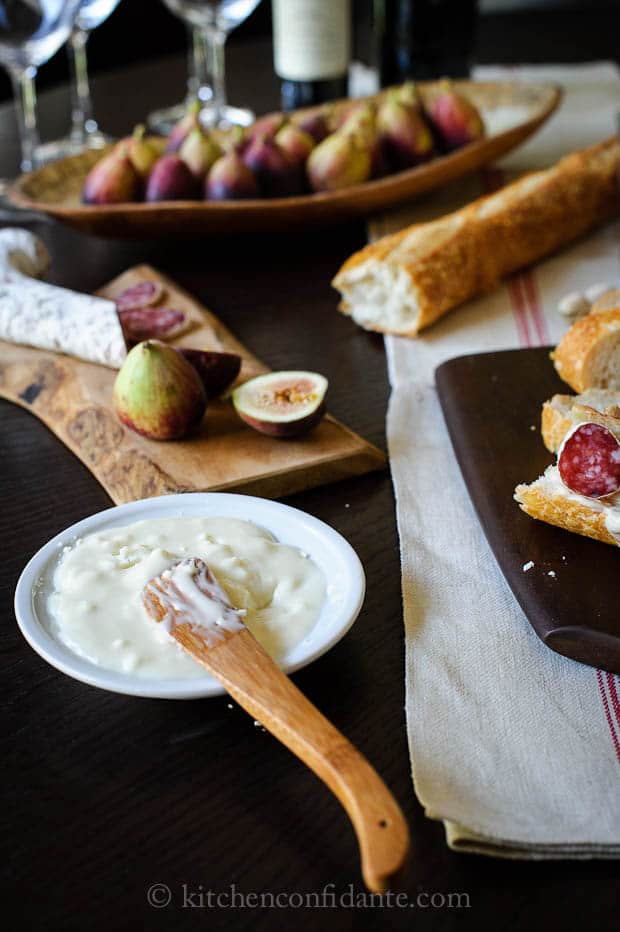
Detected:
[
  {"left": 232, "top": 370, "right": 327, "bottom": 438},
  {"left": 177, "top": 348, "right": 242, "bottom": 398}
]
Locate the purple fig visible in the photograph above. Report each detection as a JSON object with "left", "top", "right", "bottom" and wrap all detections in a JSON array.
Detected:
[
  {"left": 275, "top": 123, "right": 315, "bottom": 164},
  {"left": 292, "top": 107, "right": 332, "bottom": 143},
  {"left": 179, "top": 128, "right": 222, "bottom": 179},
  {"left": 306, "top": 132, "right": 371, "bottom": 192},
  {"left": 232, "top": 371, "right": 327, "bottom": 438},
  {"left": 177, "top": 348, "right": 242, "bottom": 397},
  {"left": 377, "top": 94, "right": 435, "bottom": 170},
  {"left": 244, "top": 112, "right": 286, "bottom": 146},
  {"left": 113, "top": 340, "right": 207, "bottom": 441},
  {"left": 205, "top": 152, "right": 259, "bottom": 200},
  {"left": 426, "top": 79, "right": 485, "bottom": 150},
  {"left": 82, "top": 145, "right": 142, "bottom": 205},
  {"left": 124, "top": 125, "right": 163, "bottom": 179},
  {"left": 165, "top": 101, "right": 201, "bottom": 153},
  {"left": 145, "top": 155, "right": 199, "bottom": 202},
  {"left": 242, "top": 136, "right": 302, "bottom": 197}
]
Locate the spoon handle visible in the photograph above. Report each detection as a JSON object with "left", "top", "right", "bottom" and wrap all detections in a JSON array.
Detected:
[{"left": 174, "top": 625, "right": 410, "bottom": 893}]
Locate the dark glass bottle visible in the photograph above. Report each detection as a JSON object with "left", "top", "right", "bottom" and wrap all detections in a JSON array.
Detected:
[
  {"left": 272, "top": 0, "right": 351, "bottom": 111},
  {"left": 375, "top": 0, "right": 479, "bottom": 85}
]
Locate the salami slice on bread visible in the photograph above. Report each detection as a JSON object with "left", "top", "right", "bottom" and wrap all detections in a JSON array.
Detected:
[{"left": 333, "top": 137, "right": 620, "bottom": 337}]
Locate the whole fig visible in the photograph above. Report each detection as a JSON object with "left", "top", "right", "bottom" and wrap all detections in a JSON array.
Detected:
[
  {"left": 125, "top": 125, "right": 163, "bottom": 179},
  {"left": 244, "top": 112, "right": 286, "bottom": 146},
  {"left": 145, "top": 155, "right": 199, "bottom": 202},
  {"left": 338, "top": 103, "right": 385, "bottom": 178},
  {"left": 242, "top": 136, "right": 302, "bottom": 197},
  {"left": 306, "top": 132, "right": 371, "bottom": 192},
  {"left": 82, "top": 145, "right": 142, "bottom": 205},
  {"left": 377, "top": 94, "right": 435, "bottom": 170},
  {"left": 292, "top": 107, "right": 332, "bottom": 143},
  {"left": 426, "top": 79, "right": 485, "bottom": 150},
  {"left": 275, "top": 123, "right": 315, "bottom": 164},
  {"left": 166, "top": 101, "right": 201, "bottom": 153},
  {"left": 205, "top": 152, "right": 259, "bottom": 200},
  {"left": 179, "top": 128, "right": 222, "bottom": 179},
  {"left": 113, "top": 340, "right": 207, "bottom": 441}
]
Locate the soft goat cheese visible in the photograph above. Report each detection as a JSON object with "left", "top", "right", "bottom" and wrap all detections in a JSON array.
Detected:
[{"left": 48, "top": 517, "right": 326, "bottom": 679}]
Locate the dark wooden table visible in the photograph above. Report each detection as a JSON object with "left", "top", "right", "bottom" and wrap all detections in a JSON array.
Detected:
[{"left": 2, "top": 40, "right": 619, "bottom": 932}]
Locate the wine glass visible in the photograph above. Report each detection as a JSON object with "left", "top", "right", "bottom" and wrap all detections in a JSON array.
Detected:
[
  {"left": 37, "top": 0, "right": 124, "bottom": 162},
  {"left": 0, "top": 0, "right": 83, "bottom": 171},
  {"left": 160, "top": 0, "right": 262, "bottom": 129},
  {"left": 147, "top": 26, "right": 212, "bottom": 136}
]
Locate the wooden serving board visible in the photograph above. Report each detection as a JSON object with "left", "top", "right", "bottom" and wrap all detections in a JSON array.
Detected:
[
  {"left": 0, "top": 265, "right": 385, "bottom": 504},
  {"left": 436, "top": 347, "right": 620, "bottom": 675}
]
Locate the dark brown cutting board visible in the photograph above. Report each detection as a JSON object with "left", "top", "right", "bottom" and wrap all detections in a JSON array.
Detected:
[
  {"left": 436, "top": 347, "right": 620, "bottom": 675},
  {"left": 0, "top": 265, "right": 385, "bottom": 503}
]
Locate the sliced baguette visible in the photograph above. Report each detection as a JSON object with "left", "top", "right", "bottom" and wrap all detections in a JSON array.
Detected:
[
  {"left": 541, "top": 388, "right": 620, "bottom": 452},
  {"left": 591, "top": 288, "right": 620, "bottom": 313},
  {"left": 552, "top": 308, "right": 620, "bottom": 392},
  {"left": 333, "top": 137, "right": 620, "bottom": 337},
  {"left": 514, "top": 466, "right": 619, "bottom": 547}
]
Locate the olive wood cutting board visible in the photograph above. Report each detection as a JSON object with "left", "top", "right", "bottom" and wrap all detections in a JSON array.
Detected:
[
  {"left": 436, "top": 347, "right": 620, "bottom": 675},
  {"left": 0, "top": 265, "right": 385, "bottom": 504}
]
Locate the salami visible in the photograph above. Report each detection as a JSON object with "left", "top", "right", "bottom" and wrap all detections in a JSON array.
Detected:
[
  {"left": 115, "top": 281, "right": 164, "bottom": 312},
  {"left": 558, "top": 422, "right": 620, "bottom": 498},
  {"left": 119, "top": 306, "right": 188, "bottom": 344}
]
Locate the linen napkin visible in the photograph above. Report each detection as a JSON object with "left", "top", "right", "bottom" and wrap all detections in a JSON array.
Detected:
[{"left": 372, "top": 63, "right": 620, "bottom": 857}]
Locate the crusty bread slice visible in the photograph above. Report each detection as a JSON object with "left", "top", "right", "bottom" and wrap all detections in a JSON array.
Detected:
[
  {"left": 541, "top": 388, "right": 620, "bottom": 452},
  {"left": 332, "top": 137, "right": 620, "bottom": 337},
  {"left": 514, "top": 466, "right": 619, "bottom": 547},
  {"left": 552, "top": 308, "right": 620, "bottom": 392}
]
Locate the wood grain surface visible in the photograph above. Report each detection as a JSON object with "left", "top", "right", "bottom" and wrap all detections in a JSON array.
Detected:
[{"left": 0, "top": 265, "right": 384, "bottom": 503}]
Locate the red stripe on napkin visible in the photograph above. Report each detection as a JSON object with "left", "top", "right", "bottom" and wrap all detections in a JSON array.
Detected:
[{"left": 597, "top": 670, "right": 620, "bottom": 764}]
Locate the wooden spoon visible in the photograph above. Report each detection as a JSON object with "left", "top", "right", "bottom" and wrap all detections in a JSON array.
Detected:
[{"left": 143, "top": 557, "right": 410, "bottom": 893}]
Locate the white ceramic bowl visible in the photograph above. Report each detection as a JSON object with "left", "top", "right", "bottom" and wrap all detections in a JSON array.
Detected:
[{"left": 14, "top": 493, "right": 365, "bottom": 700}]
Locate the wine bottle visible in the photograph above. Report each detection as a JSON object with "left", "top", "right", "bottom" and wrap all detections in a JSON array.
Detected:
[
  {"left": 272, "top": 0, "right": 351, "bottom": 111},
  {"left": 375, "top": 0, "right": 478, "bottom": 86}
]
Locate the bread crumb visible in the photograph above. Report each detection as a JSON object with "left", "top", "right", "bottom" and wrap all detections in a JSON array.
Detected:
[
  {"left": 547, "top": 570, "right": 556, "bottom": 578},
  {"left": 523, "top": 561, "right": 534, "bottom": 572}
]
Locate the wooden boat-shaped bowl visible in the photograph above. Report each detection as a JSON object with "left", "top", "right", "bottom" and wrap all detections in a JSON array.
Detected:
[{"left": 8, "top": 80, "right": 561, "bottom": 238}]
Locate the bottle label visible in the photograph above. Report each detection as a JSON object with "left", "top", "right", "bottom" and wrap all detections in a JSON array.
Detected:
[{"left": 272, "top": 0, "right": 351, "bottom": 81}]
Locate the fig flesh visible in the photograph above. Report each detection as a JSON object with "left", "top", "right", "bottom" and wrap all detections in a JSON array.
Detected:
[
  {"left": 177, "top": 349, "right": 242, "bottom": 397},
  {"left": 113, "top": 340, "right": 207, "bottom": 441},
  {"left": 232, "top": 371, "right": 327, "bottom": 438}
]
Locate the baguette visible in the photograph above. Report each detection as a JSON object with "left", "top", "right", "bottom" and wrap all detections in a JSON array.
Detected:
[
  {"left": 541, "top": 388, "right": 620, "bottom": 452},
  {"left": 552, "top": 308, "right": 620, "bottom": 392},
  {"left": 333, "top": 137, "right": 620, "bottom": 337}
]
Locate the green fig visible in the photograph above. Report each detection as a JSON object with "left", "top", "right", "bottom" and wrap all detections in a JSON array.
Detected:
[
  {"left": 275, "top": 123, "right": 315, "bottom": 164},
  {"left": 179, "top": 128, "right": 222, "bottom": 179},
  {"left": 377, "top": 93, "right": 435, "bottom": 170},
  {"left": 113, "top": 340, "right": 207, "bottom": 441},
  {"left": 166, "top": 100, "right": 201, "bottom": 153},
  {"left": 125, "top": 125, "right": 162, "bottom": 179},
  {"left": 82, "top": 144, "right": 142, "bottom": 205},
  {"left": 306, "top": 132, "right": 371, "bottom": 192}
]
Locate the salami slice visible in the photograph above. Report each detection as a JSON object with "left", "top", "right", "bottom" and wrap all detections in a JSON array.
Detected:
[
  {"left": 558, "top": 422, "right": 620, "bottom": 498},
  {"left": 115, "top": 281, "right": 164, "bottom": 312},
  {"left": 119, "top": 307, "right": 188, "bottom": 344}
]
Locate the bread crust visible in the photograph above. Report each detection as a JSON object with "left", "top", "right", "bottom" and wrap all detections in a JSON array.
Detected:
[
  {"left": 514, "top": 482, "right": 618, "bottom": 547},
  {"left": 551, "top": 308, "right": 620, "bottom": 392},
  {"left": 333, "top": 137, "right": 620, "bottom": 336},
  {"left": 541, "top": 396, "right": 573, "bottom": 452}
]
